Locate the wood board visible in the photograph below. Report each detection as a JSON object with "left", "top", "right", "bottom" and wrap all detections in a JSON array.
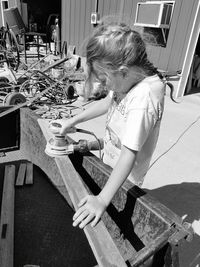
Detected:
[
  {"left": 0, "top": 165, "right": 15, "bottom": 267},
  {"left": 38, "top": 118, "right": 127, "bottom": 267}
]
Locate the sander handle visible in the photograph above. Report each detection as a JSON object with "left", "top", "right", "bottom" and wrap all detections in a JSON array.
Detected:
[
  {"left": 49, "top": 121, "right": 77, "bottom": 135},
  {"left": 73, "top": 139, "right": 104, "bottom": 153}
]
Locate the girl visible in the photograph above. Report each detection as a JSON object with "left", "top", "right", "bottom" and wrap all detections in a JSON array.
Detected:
[{"left": 51, "top": 22, "right": 173, "bottom": 229}]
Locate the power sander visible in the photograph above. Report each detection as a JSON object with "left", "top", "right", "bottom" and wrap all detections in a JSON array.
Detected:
[{"left": 45, "top": 122, "right": 104, "bottom": 157}]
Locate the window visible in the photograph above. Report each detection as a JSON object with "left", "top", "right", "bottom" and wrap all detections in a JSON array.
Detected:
[{"left": 2, "top": 0, "right": 9, "bottom": 10}]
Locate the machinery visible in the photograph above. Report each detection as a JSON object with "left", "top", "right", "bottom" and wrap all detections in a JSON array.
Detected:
[
  {"left": 0, "top": 63, "right": 26, "bottom": 105},
  {"left": 45, "top": 121, "right": 104, "bottom": 157}
]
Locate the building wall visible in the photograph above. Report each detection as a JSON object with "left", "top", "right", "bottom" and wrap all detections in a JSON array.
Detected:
[
  {"left": 0, "top": 0, "right": 21, "bottom": 26},
  {"left": 61, "top": 0, "right": 198, "bottom": 72}
]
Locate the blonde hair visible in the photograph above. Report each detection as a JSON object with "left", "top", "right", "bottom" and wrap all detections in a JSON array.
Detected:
[{"left": 84, "top": 22, "right": 158, "bottom": 97}]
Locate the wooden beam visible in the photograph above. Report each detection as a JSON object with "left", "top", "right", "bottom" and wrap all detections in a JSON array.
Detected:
[
  {"left": 38, "top": 119, "right": 127, "bottom": 267},
  {"left": 20, "top": 109, "right": 74, "bottom": 209},
  {"left": 25, "top": 162, "right": 33, "bottom": 185},
  {"left": 0, "top": 165, "right": 15, "bottom": 267},
  {"left": 70, "top": 153, "right": 193, "bottom": 266},
  {"left": 15, "top": 163, "right": 26, "bottom": 186}
]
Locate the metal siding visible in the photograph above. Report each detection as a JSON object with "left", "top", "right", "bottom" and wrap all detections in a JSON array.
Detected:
[
  {"left": 149, "top": 46, "right": 163, "bottom": 68},
  {"left": 8, "top": 0, "right": 15, "bottom": 8},
  {"left": 70, "top": 0, "right": 76, "bottom": 46},
  {"left": 61, "top": 0, "right": 71, "bottom": 47},
  {"left": 147, "top": 0, "right": 198, "bottom": 72},
  {"left": 99, "top": 0, "right": 121, "bottom": 20},
  {"left": 79, "top": 0, "right": 87, "bottom": 54},
  {"left": 102, "top": 0, "right": 111, "bottom": 16},
  {"left": 123, "top": 0, "right": 134, "bottom": 25},
  {"left": 110, "top": 0, "right": 118, "bottom": 15},
  {"left": 151, "top": 0, "right": 183, "bottom": 71},
  {"left": 115, "top": 0, "right": 123, "bottom": 17},
  {"left": 83, "top": 0, "right": 93, "bottom": 54},
  {"left": 178, "top": 0, "right": 198, "bottom": 69},
  {"left": 167, "top": 0, "right": 195, "bottom": 71},
  {"left": 74, "top": 0, "right": 81, "bottom": 51},
  {"left": 61, "top": 0, "right": 199, "bottom": 72}
]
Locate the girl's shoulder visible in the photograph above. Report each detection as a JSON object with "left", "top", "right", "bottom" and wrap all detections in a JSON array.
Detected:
[
  {"left": 126, "top": 75, "right": 165, "bottom": 109},
  {"left": 128, "top": 75, "right": 165, "bottom": 98}
]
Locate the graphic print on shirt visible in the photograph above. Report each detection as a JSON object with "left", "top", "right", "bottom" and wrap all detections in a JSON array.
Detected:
[{"left": 105, "top": 92, "right": 126, "bottom": 151}]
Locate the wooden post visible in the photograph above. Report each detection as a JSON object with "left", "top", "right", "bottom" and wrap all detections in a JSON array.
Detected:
[
  {"left": 15, "top": 163, "right": 26, "bottom": 186},
  {"left": 25, "top": 162, "right": 33, "bottom": 185},
  {"left": 0, "top": 165, "right": 15, "bottom": 267}
]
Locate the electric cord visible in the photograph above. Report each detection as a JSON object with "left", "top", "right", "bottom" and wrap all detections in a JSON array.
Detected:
[{"left": 148, "top": 114, "right": 200, "bottom": 170}]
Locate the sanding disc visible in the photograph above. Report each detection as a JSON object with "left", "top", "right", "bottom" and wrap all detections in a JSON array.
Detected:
[{"left": 45, "top": 141, "right": 74, "bottom": 157}]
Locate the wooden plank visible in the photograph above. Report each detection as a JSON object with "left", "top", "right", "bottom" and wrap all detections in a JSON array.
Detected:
[
  {"left": 15, "top": 163, "right": 26, "bottom": 186},
  {"left": 38, "top": 119, "right": 127, "bottom": 267},
  {"left": 70, "top": 153, "right": 193, "bottom": 266},
  {"left": 20, "top": 109, "right": 74, "bottom": 209},
  {"left": 80, "top": 155, "right": 183, "bottom": 226},
  {"left": 25, "top": 162, "right": 33, "bottom": 185},
  {"left": 0, "top": 165, "right": 15, "bottom": 267}
]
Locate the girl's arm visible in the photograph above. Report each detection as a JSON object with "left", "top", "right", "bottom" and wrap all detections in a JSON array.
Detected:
[
  {"left": 73, "top": 145, "right": 137, "bottom": 228},
  {"left": 72, "top": 93, "right": 111, "bottom": 125},
  {"left": 51, "top": 94, "right": 112, "bottom": 135}
]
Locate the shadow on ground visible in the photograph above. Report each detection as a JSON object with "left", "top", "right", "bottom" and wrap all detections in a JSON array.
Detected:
[{"left": 144, "top": 182, "right": 200, "bottom": 267}]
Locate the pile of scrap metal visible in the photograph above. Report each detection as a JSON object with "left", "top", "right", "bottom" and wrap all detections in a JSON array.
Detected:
[{"left": 0, "top": 52, "right": 87, "bottom": 119}]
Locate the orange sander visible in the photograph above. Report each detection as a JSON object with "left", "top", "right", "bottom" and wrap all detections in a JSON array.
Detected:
[{"left": 45, "top": 122, "right": 104, "bottom": 157}]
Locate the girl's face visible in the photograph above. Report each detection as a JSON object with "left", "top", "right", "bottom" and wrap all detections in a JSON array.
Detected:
[
  {"left": 92, "top": 61, "right": 124, "bottom": 92},
  {"left": 92, "top": 61, "right": 146, "bottom": 94}
]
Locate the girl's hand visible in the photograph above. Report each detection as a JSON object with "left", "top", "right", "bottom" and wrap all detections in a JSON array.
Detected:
[
  {"left": 49, "top": 118, "right": 75, "bottom": 135},
  {"left": 73, "top": 195, "right": 107, "bottom": 228}
]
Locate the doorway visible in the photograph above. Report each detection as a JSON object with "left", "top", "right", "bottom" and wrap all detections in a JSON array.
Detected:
[
  {"left": 184, "top": 35, "right": 200, "bottom": 95},
  {"left": 176, "top": 0, "right": 200, "bottom": 98},
  {"left": 23, "top": 0, "right": 61, "bottom": 33}
]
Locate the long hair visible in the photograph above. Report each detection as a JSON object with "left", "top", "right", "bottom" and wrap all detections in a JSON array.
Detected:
[
  {"left": 87, "top": 24, "right": 156, "bottom": 71},
  {"left": 84, "top": 21, "right": 176, "bottom": 102},
  {"left": 84, "top": 22, "right": 158, "bottom": 96}
]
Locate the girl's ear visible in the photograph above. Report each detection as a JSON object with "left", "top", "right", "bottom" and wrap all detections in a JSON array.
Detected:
[{"left": 119, "top": 66, "right": 129, "bottom": 78}]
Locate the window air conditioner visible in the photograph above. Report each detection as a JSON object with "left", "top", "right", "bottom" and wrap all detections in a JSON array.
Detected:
[{"left": 134, "top": 1, "right": 175, "bottom": 29}]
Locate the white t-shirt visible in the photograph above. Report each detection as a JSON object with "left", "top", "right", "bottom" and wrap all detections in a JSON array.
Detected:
[{"left": 103, "top": 75, "right": 165, "bottom": 187}]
